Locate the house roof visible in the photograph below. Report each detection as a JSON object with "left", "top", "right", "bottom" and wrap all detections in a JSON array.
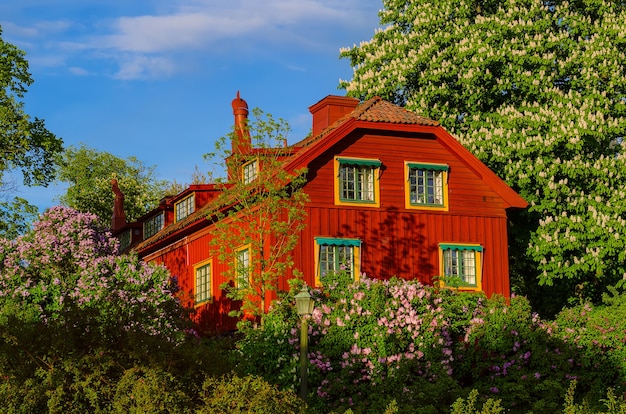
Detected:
[{"left": 132, "top": 95, "right": 527, "bottom": 255}]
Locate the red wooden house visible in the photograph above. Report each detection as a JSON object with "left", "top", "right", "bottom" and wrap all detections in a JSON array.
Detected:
[{"left": 111, "top": 93, "right": 527, "bottom": 334}]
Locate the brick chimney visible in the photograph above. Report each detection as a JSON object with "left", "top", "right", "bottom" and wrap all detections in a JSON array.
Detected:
[
  {"left": 231, "top": 91, "right": 251, "bottom": 154},
  {"left": 111, "top": 179, "right": 126, "bottom": 231},
  {"left": 308, "top": 95, "right": 360, "bottom": 136}
]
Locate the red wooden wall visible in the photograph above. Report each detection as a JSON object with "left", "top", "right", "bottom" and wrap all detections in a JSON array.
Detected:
[{"left": 291, "top": 129, "right": 512, "bottom": 298}]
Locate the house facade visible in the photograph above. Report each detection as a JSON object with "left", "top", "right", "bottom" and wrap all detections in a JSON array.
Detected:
[{"left": 111, "top": 93, "right": 527, "bottom": 334}]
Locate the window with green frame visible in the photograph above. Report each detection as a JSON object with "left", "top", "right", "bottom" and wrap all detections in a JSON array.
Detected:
[
  {"left": 235, "top": 246, "right": 251, "bottom": 288},
  {"left": 407, "top": 163, "right": 448, "bottom": 208},
  {"left": 336, "top": 157, "right": 381, "bottom": 205},
  {"left": 315, "top": 237, "right": 361, "bottom": 285},
  {"left": 175, "top": 194, "right": 195, "bottom": 222},
  {"left": 439, "top": 244, "right": 482, "bottom": 289},
  {"left": 195, "top": 261, "right": 212, "bottom": 304}
]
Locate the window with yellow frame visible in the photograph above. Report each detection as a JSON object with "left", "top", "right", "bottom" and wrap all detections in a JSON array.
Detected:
[
  {"left": 334, "top": 157, "right": 381, "bottom": 207},
  {"left": 405, "top": 162, "right": 449, "bottom": 211},
  {"left": 194, "top": 258, "right": 212, "bottom": 305},
  {"left": 438, "top": 243, "right": 482, "bottom": 291},
  {"left": 234, "top": 244, "right": 251, "bottom": 289},
  {"left": 242, "top": 158, "right": 259, "bottom": 184},
  {"left": 314, "top": 237, "right": 361, "bottom": 286}
]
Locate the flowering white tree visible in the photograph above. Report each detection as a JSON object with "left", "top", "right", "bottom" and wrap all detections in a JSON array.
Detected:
[{"left": 339, "top": 0, "right": 626, "bottom": 313}]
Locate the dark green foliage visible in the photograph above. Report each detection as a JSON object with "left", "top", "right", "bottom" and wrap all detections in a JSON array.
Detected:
[
  {"left": 199, "top": 374, "right": 304, "bottom": 414},
  {"left": 0, "top": 28, "right": 63, "bottom": 189},
  {"left": 55, "top": 144, "right": 168, "bottom": 226}
]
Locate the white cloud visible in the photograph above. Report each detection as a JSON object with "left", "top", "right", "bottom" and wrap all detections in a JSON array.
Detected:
[
  {"left": 3, "top": 0, "right": 379, "bottom": 80},
  {"left": 114, "top": 54, "right": 176, "bottom": 80},
  {"left": 69, "top": 66, "right": 89, "bottom": 76},
  {"left": 99, "top": 0, "right": 368, "bottom": 54}
]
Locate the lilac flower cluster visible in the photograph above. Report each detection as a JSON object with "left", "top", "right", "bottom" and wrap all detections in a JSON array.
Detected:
[
  {"left": 0, "top": 206, "right": 188, "bottom": 344},
  {"left": 298, "top": 276, "right": 457, "bottom": 405}
]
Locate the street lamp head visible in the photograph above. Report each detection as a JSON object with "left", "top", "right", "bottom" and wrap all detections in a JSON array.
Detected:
[{"left": 295, "top": 284, "right": 314, "bottom": 316}]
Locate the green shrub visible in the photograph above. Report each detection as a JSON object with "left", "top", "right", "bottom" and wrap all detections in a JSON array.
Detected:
[
  {"left": 450, "top": 389, "right": 503, "bottom": 414},
  {"left": 199, "top": 373, "right": 304, "bottom": 413},
  {"left": 555, "top": 286, "right": 626, "bottom": 394},
  {"left": 112, "top": 366, "right": 192, "bottom": 413}
]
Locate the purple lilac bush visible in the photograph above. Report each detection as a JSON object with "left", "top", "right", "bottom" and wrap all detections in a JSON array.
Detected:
[
  {"left": 236, "top": 274, "right": 625, "bottom": 413},
  {"left": 0, "top": 206, "right": 188, "bottom": 345}
]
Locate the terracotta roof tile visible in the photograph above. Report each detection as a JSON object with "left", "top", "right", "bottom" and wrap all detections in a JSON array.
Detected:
[{"left": 353, "top": 97, "right": 439, "bottom": 126}]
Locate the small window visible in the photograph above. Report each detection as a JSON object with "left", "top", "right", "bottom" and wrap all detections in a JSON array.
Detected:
[
  {"left": 144, "top": 212, "right": 164, "bottom": 238},
  {"left": 314, "top": 237, "right": 361, "bottom": 286},
  {"left": 194, "top": 260, "right": 212, "bottom": 304},
  {"left": 405, "top": 162, "right": 449, "bottom": 210},
  {"left": 438, "top": 244, "right": 482, "bottom": 290},
  {"left": 118, "top": 230, "right": 131, "bottom": 251},
  {"left": 242, "top": 159, "right": 258, "bottom": 184},
  {"left": 175, "top": 194, "right": 195, "bottom": 222},
  {"left": 235, "top": 245, "right": 251, "bottom": 289},
  {"left": 334, "top": 157, "right": 381, "bottom": 207}
]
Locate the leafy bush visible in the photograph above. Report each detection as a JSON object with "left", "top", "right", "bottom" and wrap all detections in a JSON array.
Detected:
[
  {"left": 555, "top": 287, "right": 626, "bottom": 382},
  {"left": 199, "top": 373, "right": 304, "bottom": 413},
  {"left": 454, "top": 295, "right": 596, "bottom": 413}
]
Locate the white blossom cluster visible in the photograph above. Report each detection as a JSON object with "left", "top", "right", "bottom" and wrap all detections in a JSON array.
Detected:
[{"left": 339, "top": 0, "right": 626, "bottom": 297}]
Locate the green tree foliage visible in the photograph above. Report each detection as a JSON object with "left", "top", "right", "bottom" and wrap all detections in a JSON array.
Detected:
[
  {"left": 204, "top": 108, "right": 308, "bottom": 320},
  {"left": 339, "top": 0, "right": 626, "bottom": 313},
  {"left": 55, "top": 144, "right": 168, "bottom": 227},
  {"left": 0, "top": 196, "right": 38, "bottom": 238},
  {"left": 0, "top": 27, "right": 63, "bottom": 188}
]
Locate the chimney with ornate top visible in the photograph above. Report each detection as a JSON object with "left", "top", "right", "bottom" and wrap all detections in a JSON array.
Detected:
[{"left": 231, "top": 91, "right": 251, "bottom": 154}]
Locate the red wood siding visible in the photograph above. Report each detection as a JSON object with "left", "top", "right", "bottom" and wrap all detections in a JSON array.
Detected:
[{"left": 292, "top": 129, "right": 513, "bottom": 297}]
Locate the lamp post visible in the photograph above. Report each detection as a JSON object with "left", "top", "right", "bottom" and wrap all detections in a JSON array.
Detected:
[{"left": 295, "top": 284, "right": 314, "bottom": 402}]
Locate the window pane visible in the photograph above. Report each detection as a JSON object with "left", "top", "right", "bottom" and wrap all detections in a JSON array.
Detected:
[
  {"left": 243, "top": 160, "right": 258, "bottom": 184},
  {"left": 443, "top": 248, "right": 478, "bottom": 286},
  {"left": 196, "top": 263, "right": 211, "bottom": 303},
  {"left": 144, "top": 213, "right": 164, "bottom": 238},
  {"left": 319, "top": 245, "right": 354, "bottom": 279},
  {"left": 175, "top": 194, "right": 195, "bottom": 222},
  {"left": 118, "top": 230, "right": 131, "bottom": 250},
  {"left": 409, "top": 168, "right": 444, "bottom": 206},
  {"left": 236, "top": 248, "right": 250, "bottom": 288},
  {"left": 340, "top": 164, "right": 376, "bottom": 202}
]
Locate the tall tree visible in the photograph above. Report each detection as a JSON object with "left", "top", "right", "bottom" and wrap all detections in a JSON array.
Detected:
[
  {"left": 204, "top": 107, "right": 308, "bottom": 321},
  {"left": 0, "top": 26, "right": 63, "bottom": 189},
  {"left": 339, "top": 0, "right": 626, "bottom": 314},
  {"left": 56, "top": 144, "right": 168, "bottom": 227}
]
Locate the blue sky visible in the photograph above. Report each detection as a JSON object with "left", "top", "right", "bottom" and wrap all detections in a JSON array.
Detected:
[{"left": 1, "top": 0, "right": 381, "bottom": 211}]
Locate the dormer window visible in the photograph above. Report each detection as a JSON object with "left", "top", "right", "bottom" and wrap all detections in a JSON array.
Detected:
[
  {"left": 242, "top": 159, "right": 258, "bottom": 184},
  {"left": 144, "top": 212, "right": 164, "bottom": 238},
  {"left": 175, "top": 194, "right": 195, "bottom": 222}
]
